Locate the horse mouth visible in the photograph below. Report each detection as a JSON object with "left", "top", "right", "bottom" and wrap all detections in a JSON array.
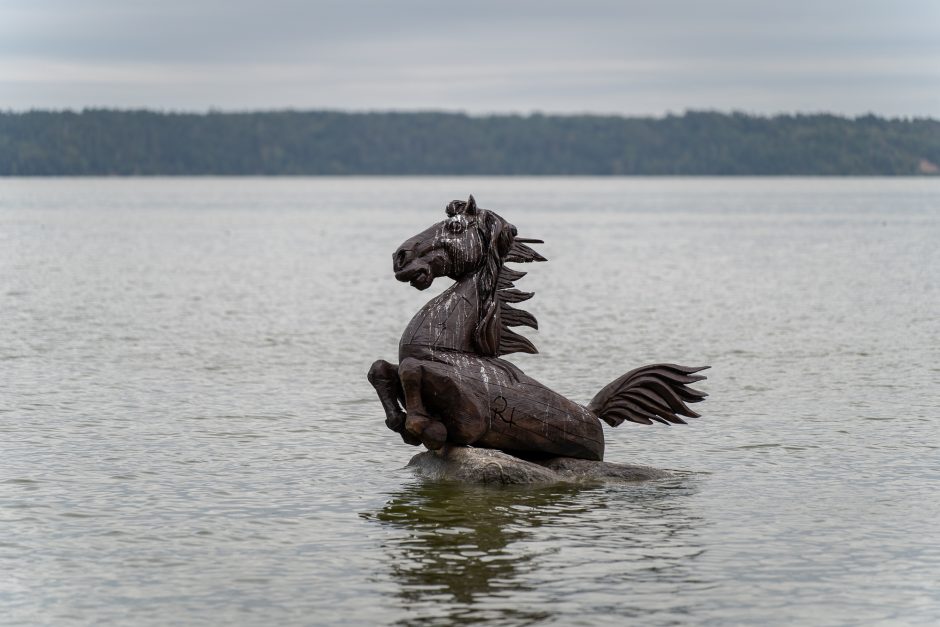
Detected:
[{"left": 395, "top": 266, "right": 433, "bottom": 290}]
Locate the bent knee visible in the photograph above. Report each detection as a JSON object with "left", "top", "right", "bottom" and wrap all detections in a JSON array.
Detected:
[
  {"left": 397, "top": 357, "right": 422, "bottom": 379},
  {"left": 368, "top": 359, "right": 396, "bottom": 384}
]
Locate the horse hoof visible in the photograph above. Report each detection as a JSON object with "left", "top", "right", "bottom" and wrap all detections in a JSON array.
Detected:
[
  {"left": 385, "top": 411, "right": 406, "bottom": 432},
  {"left": 422, "top": 422, "right": 447, "bottom": 450},
  {"left": 401, "top": 431, "right": 422, "bottom": 446}
]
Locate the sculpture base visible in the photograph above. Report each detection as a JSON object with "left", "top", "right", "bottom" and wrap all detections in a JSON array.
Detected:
[{"left": 407, "top": 445, "right": 671, "bottom": 485}]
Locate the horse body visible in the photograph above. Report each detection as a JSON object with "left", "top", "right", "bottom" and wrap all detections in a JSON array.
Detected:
[
  {"left": 368, "top": 196, "right": 707, "bottom": 461},
  {"left": 396, "top": 272, "right": 606, "bottom": 460}
]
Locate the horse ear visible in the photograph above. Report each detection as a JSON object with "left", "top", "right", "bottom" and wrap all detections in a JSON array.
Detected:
[{"left": 465, "top": 195, "right": 478, "bottom": 215}]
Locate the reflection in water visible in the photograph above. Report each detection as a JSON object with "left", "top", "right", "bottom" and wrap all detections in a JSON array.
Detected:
[
  {"left": 364, "top": 477, "right": 707, "bottom": 625},
  {"left": 369, "top": 482, "right": 569, "bottom": 625}
]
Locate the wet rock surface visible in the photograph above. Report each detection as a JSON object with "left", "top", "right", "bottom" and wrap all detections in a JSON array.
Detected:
[{"left": 408, "top": 445, "right": 671, "bottom": 485}]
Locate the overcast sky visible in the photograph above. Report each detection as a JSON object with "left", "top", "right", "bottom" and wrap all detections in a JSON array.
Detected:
[{"left": 2, "top": 0, "right": 939, "bottom": 117}]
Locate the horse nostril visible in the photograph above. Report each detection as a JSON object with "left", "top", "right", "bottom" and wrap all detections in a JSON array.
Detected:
[{"left": 394, "top": 249, "right": 409, "bottom": 271}]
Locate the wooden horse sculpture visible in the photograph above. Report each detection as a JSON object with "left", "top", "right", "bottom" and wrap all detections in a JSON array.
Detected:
[{"left": 368, "top": 196, "right": 707, "bottom": 461}]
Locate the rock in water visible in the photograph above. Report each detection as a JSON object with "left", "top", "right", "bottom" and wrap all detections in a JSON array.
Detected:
[
  {"left": 408, "top": 446, "right": 559, "bottom": 484},
  {"left": 539, "top": 456, "right": 670, "bottom": 482},
  {"left": 408, "top": 445, "right": 671, "bottom": 485}
]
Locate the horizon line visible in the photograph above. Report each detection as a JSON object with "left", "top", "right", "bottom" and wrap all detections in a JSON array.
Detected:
[{"left": 2, "top": 107, "right": 938, "bottom": 123}]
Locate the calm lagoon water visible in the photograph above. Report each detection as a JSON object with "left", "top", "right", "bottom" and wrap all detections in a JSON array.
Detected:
[{"left": 2, "top": 177, "right": 939, "bottom": 625}]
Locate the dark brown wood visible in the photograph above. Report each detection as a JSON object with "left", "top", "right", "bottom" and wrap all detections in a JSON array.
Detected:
[{"left": 369, "top": 195, "right": 708, "bottom": 461}]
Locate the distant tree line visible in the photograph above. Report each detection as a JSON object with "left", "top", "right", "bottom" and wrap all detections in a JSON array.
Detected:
[{"left": 1, "top": 109, "right": 938, "bottom": 175}]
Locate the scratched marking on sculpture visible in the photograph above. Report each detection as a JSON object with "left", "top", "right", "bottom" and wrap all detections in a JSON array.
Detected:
[{"left": 368, "top": 195, "right": 708, "bottom": 460}]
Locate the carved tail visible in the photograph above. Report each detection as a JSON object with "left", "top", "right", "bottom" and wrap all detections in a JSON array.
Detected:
[{"left": 587, "top": 364, "right": 709, "bottom": 426}]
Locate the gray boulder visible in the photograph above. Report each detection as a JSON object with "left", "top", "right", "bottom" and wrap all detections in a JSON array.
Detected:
[{"left": 408, "top": 445, "right": 671, "bottom": 485}]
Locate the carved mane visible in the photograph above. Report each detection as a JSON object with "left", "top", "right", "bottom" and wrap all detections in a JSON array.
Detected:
[
  {"left": 495, "top": 237, "right": 546, "bottom": 355},
  {"left": 471, "top": 208, "right": 546, "bottom": 357}
]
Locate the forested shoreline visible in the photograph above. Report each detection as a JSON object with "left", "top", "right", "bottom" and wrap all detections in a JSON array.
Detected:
[{"left": 1, "top": 109, "right": 938, "bottom": 176}]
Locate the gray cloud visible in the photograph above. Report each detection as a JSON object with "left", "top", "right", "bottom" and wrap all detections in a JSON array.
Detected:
[{"left": 2, "top": 0, "right": 938, "bottom": 116}]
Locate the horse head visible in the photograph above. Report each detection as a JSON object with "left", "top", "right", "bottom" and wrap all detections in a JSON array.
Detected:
[{"left": 393, "top": 195, "right": 517, "bottom": 290}]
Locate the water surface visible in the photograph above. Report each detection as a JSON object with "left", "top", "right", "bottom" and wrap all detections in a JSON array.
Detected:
[{"left": 2, "top": 177, "right": 939, "bottom": 625}]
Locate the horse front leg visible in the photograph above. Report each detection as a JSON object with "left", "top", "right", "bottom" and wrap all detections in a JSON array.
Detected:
[
  {"left": 397, "top": 357, "right": 489, "bottom": 451},
  {"left": 368, "top": 359, "right": 420, "bottom": 445},
  {"left": 397, "top": 357, "right": 450, "bottom": 450}
]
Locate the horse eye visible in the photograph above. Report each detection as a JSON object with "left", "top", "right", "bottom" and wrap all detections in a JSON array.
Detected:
[{"left": 447, "top": 221, "right": 465, "bottom": 234}]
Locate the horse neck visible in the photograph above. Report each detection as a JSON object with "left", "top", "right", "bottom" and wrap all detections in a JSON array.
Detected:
[{"left": 399, "top": 273, "right": 481, "bottom": 357}]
